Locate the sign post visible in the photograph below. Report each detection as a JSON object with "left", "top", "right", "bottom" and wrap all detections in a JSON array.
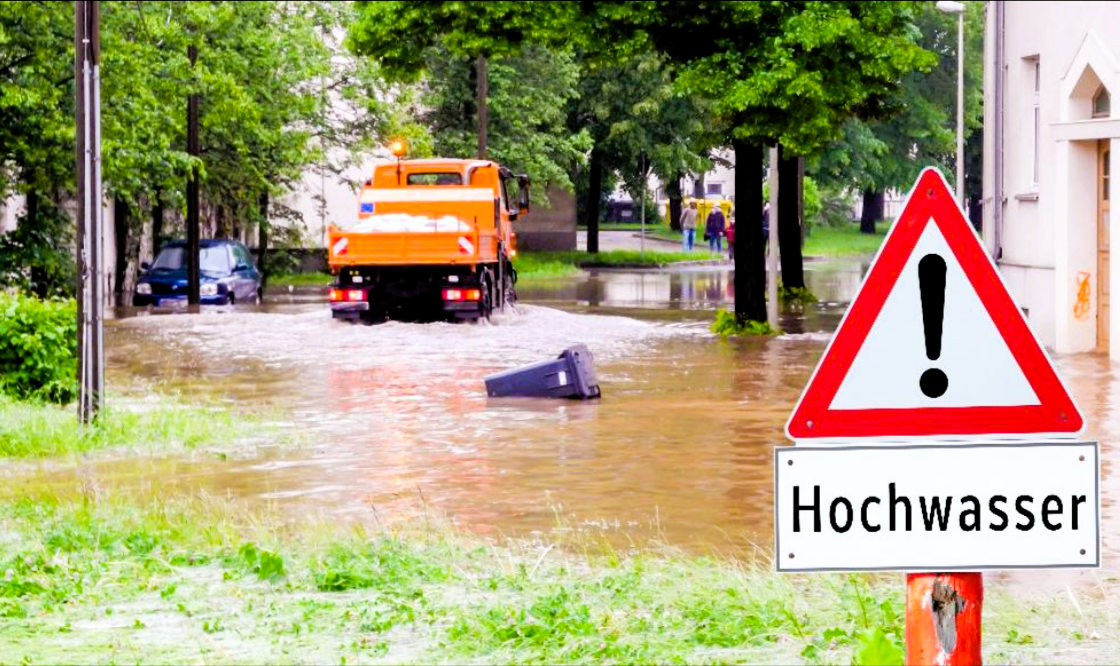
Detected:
[{"left": 778, "top": 168, "right": 1096, "bottom": 665}]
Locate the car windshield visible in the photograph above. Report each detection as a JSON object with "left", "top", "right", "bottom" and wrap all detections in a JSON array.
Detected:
[{"left": 151, "top": 246, "right": 231, "bottom": 275}]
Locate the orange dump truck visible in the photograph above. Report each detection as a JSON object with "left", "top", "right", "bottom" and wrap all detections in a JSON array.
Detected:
[{"left": 327, "top": 159, "right": 529, "bottom": 322}]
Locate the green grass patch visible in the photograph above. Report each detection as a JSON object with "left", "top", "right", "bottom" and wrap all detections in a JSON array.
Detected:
[
  {"left": 0, "top": 491, "right": 1113, "bottom": 664},
  {"left": 268, "top": 272, "right": 333, "bottom": 287},
  {"left": 711, "top": 310, "right": 781, "bottom": 337},
  {"left": 512, "top": 253, "right": 584, "bottom": 280},
  {"left": 804, "top": 223, "right": 888, "bottom": 258},
  {"left": 0, "top": 394, "right": 267, "bottom": 458},
  {"left": 515, "top": 250, "right": 714, "bottom": 281}
]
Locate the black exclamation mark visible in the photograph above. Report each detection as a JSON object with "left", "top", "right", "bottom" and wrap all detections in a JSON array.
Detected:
[{"left": 919, "top": 254, "right": 948, "bottom": 398}]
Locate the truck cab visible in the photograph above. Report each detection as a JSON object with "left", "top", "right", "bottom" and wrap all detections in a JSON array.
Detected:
[{"left": 327, "top": 159, "right": 529, "bottom": 322}]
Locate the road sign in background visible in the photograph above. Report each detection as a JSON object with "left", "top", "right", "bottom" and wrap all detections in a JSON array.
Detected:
[{"left": 775, "top": 442, "right": 1099, "bottom": 572}]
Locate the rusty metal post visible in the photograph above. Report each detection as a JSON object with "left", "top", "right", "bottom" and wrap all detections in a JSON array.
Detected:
[{"left": 906, "top": 572, "right": 983, "bottom": 665}]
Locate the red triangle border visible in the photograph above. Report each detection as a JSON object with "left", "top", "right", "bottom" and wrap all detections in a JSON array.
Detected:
[{"left": 786, "top": 168, "right": 1083, "bottom": 441}]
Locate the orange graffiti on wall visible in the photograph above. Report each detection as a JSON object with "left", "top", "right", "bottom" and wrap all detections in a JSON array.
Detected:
[{"left": 1074, "top": 272, "right": 1091, "bottom": 320}]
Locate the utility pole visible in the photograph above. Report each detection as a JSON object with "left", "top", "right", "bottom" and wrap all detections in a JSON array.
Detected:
[
  {"left": 75, "top": 0, "right": 104, "bottom": 424},
  {"left": 476, "top": 54, "right": 488, "bottom": 159},
  {"left": 187, "top": 44, "right": 200, "bottom": 305},
  {"left": 767, "top": 146, "right": 779, "bottom": 329}
]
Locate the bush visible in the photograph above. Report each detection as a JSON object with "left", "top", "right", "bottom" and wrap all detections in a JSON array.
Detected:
[
  {"left": 0, "top": 292, "right": 77, "bottom": 403},
  {"left": 711, "top": 309, "right": 780, "bottom": 336}
]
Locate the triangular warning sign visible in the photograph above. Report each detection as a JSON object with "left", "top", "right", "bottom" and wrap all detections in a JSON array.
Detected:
[{"left": 787, "top": 168, "right": 1083, "bottom": 441}]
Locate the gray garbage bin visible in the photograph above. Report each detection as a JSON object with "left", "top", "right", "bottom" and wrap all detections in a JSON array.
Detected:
[{"left": 484, "top": 345, "right": 601, "bottom": 399}]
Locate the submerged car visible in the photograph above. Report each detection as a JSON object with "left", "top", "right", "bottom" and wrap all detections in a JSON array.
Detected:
[{"left": 134, "top": 239, "right": 262, "bottom": 307}]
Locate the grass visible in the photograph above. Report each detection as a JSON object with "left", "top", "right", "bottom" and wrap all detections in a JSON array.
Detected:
[
  {"left": 268, "top": 272, "right": 333, "bottom": 287},
  {"left": 0, "top": 491, "right": 1114, "bottom": 665},
  {"left": 804, "top": 222, "right": 888, "bottom": 258},
  {"left": 0, "top": 394, "right": 273, "bottom": 458},
  {"left": 578, "top": 223, "right": 664, "bottom": 231},
  {"left": 515, "top": 250, "right": 715, "bottom": 281}
]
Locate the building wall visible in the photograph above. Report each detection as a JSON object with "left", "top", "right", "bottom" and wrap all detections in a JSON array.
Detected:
[
  {"left": 515, "top": 186, "right": 577, "bottom": 251},
  {"left": 983, "top": 1, "right": 1120, "bottom": 356}
]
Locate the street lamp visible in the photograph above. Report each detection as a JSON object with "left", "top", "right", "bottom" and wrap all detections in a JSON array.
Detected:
[{"left": 937, "top": 0, "right": 966, "bottom": 208}]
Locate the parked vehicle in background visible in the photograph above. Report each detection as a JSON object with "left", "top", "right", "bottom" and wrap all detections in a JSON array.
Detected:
[
  {"left": 133, "top": 239, "right": 263, "bottom": 307},
  {"left": 327, "top": 158, "right": 529, "bottom": 322}
]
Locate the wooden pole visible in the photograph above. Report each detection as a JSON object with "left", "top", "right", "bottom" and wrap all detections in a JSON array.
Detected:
[
  {"left": 905, "top": 573, "right": 983, "bottom": 665},
  {"left": 477, "top": 54, "right": 488, "bottom": 159},
  {"left": 75, "top": 0, "right": 103, "bottom": 424}
]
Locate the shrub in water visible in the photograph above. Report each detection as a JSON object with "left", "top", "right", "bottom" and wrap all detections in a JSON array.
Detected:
[
  {"left": 711, "top": 310, "right": 780, "bottom": 337},
  {"left": 0, "top": 292, "right": 77, "bottom": 403}
]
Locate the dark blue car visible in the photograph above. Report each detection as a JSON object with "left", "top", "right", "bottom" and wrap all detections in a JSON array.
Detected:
[{"left": 134, "top": 239, "right": 262, "bottom": 307}]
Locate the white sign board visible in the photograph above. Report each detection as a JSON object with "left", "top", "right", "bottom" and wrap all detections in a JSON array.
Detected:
[{"left": 775, "top": 442, "right": 1099, "bottom": 572}]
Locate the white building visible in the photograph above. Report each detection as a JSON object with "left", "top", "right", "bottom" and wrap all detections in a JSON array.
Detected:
[{"left": 983, "top": 1, "right": 1118, "bottom": 357}]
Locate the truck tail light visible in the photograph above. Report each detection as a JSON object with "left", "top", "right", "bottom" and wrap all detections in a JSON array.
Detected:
[
  {"left": 330, "top": 288, "right": 366, "bottom": 302},
  {"left": 443, "top": 288, "right": 481, "bottom": 302}
]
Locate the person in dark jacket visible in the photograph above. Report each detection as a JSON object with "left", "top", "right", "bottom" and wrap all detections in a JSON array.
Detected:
[{"left": 705, "top": 204, "right": 726, "bottom": 256}]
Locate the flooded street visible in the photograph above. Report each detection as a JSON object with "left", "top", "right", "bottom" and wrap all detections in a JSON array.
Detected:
[{"left": 7, "top": 259, "right": 1120, "bottom": 572}]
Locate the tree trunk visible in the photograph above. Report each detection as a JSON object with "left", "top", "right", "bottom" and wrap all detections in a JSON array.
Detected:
[
  {"left": 151, "top": 196, "right": 163, "bottom": 257},
  {"left": 586, "top": 146, "right": 603, "bottom": 254},
  {"left": 668, "top": 173, "right": 683, "bottom": 232},
  {"left": 778, "top": 147, "right": 804, "bottom": 290},
  {"left": 257, "top": 191, "right": 269, "bottom": 288},
  {"left": 860, "top": 188, "right": 883, "bottom": 234},
  {"left": 113, "top": 198, "right": 129, "bottom": 307},
  {"left": 733, "top": 139, "right": 766, "bottom": 323},
  {"left": 26, "top": 190, "right": 48, "bottom": 298},
  {"left": 693, "top": 173, "right": 705, "bottom": 200},
  {"left": 797, "top": 157, "right": 806, "bottom": 246}
]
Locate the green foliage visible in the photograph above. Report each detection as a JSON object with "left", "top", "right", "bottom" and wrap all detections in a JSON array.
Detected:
[
  {"left": 852, "top": 628, "right": 905, "bottom": 666},
  {"left": 348, "top": 2, "right": 581, "bottom": 79},
  {"left": 269, "top": 272, "right": 333, "bottom": 287},
  {"left": 419, "top": 42, "right": 590, "bottom": 199},
  {"left": 0, "top": 198, "right": 75, "bottom": 298},
  {"left": 810, "top": 1, "right": 985, "bottom": 194},
  {"left": 0, "top": 293, "right": 76, "bottom": 403},
  {"left": 780, "top": 287, "right": 818, "bottom": 306},
  {"left": 239, "top": 543, "right": 286, "bottom": 582},
  {"left": 583, "top": 2, "right": 936, "bottom": 154},
  {"left": 711, "top": 310, "right": 780, "bottom": 337}
]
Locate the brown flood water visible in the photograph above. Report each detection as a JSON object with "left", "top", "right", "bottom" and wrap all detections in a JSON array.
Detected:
[{"left": 7, "top": 259, "right": 1120, "bottom": 582}]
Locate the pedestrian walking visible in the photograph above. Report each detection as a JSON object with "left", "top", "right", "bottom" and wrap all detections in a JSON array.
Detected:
[
  {"left": 680, "top": 201, "right": 698, "bottom": 251},
  {"left": 726, "top": 216, "right": 736, "bottom": 261},
  {"left": 705, "top": 203, "right": 725, "bottom": 256}
]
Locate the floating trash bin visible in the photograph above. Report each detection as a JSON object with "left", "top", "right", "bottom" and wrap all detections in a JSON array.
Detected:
[{"left": 484, "top": 345, "right": 601, "bottom": 399}]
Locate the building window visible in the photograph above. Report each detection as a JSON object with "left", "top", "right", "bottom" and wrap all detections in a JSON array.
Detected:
[
  {"left": 1027, "top": 57, "right": 1041, "bottom": 187},
  {"left": 1093, "top": 86, "right": 1111, "bottom": 118},
  {"left": 706, "top": 183, "right": 723, "bottom": 196}
]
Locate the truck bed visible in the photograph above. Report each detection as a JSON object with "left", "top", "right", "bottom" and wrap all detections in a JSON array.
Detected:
[{"left": 328, "top": 227, "right": 499, "bottom": 267}]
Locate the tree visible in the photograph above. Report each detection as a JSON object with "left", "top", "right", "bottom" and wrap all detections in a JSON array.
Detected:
[
  {"left": 568, "top": 52, "right": 714, "bottom": 251},
  {"left": 349, "top": 1, "right": 581, "bottom": 157},
  {"left": 584, "top": 1, "right": 935, "bottom": 322},
  {"left": 418, "top": 42, "right": 590, "bottom": 202},
  {"left": 810, "top": 1, "right": 985, "bottom": 233},
  {"left": 0, "top": 1, "right": 75, "bottom": 297}
]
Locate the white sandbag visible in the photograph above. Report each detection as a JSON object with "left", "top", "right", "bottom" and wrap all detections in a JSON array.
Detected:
[{"left": 341, "top": 213, "right": 470, "bottom": 233}]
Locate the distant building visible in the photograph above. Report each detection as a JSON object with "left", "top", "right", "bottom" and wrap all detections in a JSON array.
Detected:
[{"left": 982, "top": 1, "right": 1118, "bottom": 358}]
